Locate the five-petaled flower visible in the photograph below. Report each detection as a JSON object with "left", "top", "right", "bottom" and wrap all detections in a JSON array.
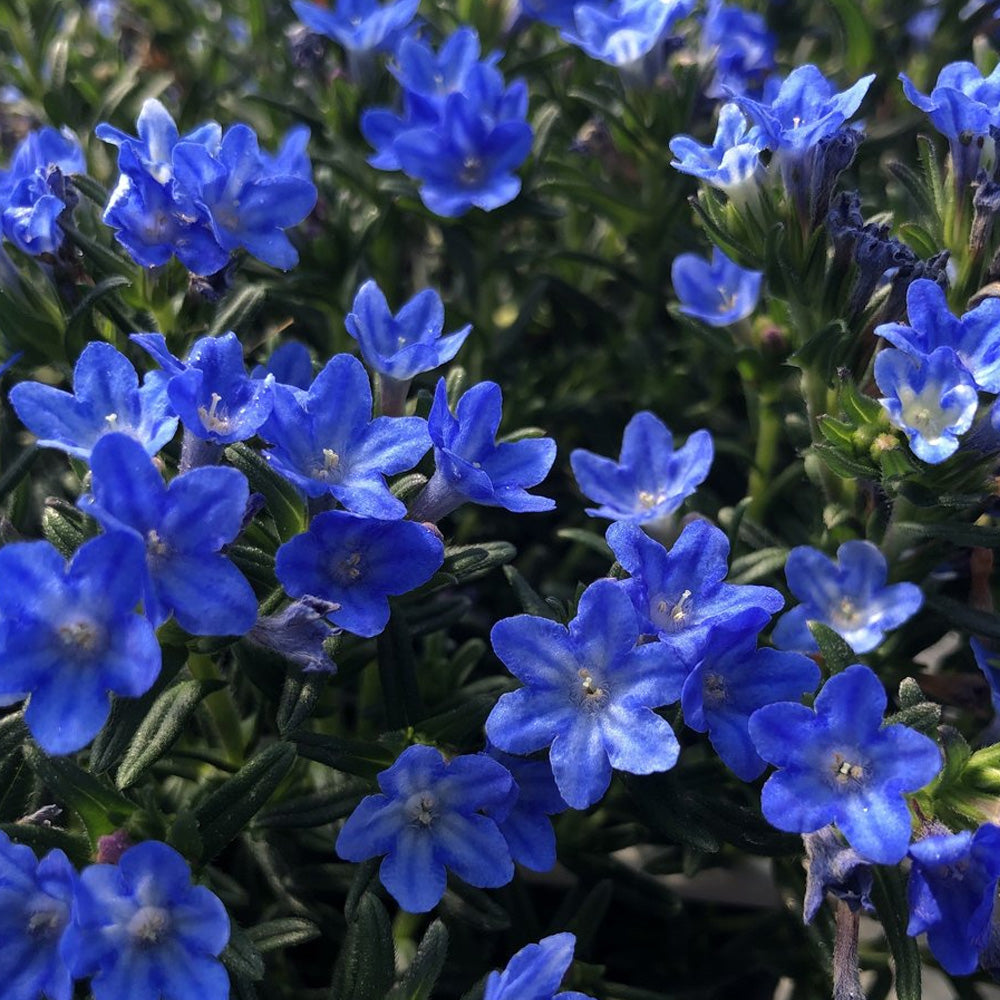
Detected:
[
  {"left": 486, "top": 578, "right": 688, "bottom": 809},
  {"left": 336, "top": 744, "right": 515, "bottom": 913},
  {"left": 748, "top": 664, "right": 942, "bottom": 864}
]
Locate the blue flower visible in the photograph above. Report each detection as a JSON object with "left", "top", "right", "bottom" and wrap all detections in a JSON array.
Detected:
[
  {"left": 275, "top": 510, "right": 444, "bottom": 638},
  {"left": 570, "top": 411, "right": 713, "bottom": 526},
  {"left": 0, "top": 127, "right": 86, "bottom": 256},
  {"left": 874, "top": 346, "right": 979, "bottom": 464},
  {"left": 484, "top": 932, "right": 596, "bottom": 1000},
  {"left": 669, "top": 103, "right": 765, "bottom": 198},
  {"left": 748, "top": 664, "right": 942, "bottom": 864},
  {"left": 0, "top": 533, "right": 161, "bottom": 754},
  {"left": 96, "top": 98, "right": 221, "bottom": 186},
  {"left": 0, "top": 832, "right": 77, "bottom": 1000},
  {"left": 900, "top": 62, "right": 1000, "bottom": 190},
  {"left": 486, "top": 579, "right": 688, "bottom": 809},
  {"left": 291, "top": 0, "right": 419, "bottom": 54},
  {"left": 875, "top": 278, "right": 1000, "bottom": 392},
  {"left": 408, "top": 379, "right": 556, "bottom": 522},
  {"left": 336, "top": 744, "right": 514, "bottom": 913},
  {"left": 172, "top": 124, "right": 317, "bottom": 270},
  {"left": 562, "top": 0, "right": 696, "bottom": 68},
  {"left": 606, "top": 518, "right": 784, "bottom": 667},
  {"left": 971, "top": 638, "right": 1000, "bottom": 715},
  {"left": 390, "top": 64, "right": 533, "bottom": 217},
  {"left": 700, "top": 0, "right": 775, "bottom": 98},
  {"left": 681, "top": 614, "right": 819, "bottom": 781},
  {"left": 772, "top": 541, "right": 924, "bottom": 654},
  {"left": 344, "top": 280, "right": 471, "bottom": 397},
  {"left": 730, "top": 65, "right": 874, "bottom": 155},
  {"left": 133, "top": 332, "right": 274, "bottom": 447},
  {"left": 82, "top": 433, "right": 258, "bottom": 636},
  {"left": 389, "top": 28, "right": 493, "bottom": 102},
  {"left": 487, "top": 748, "right": 568, "bottom": 872},
  {"left": 671, "top": 247, "right": 762, "bottom": 327},
  {"left": 61, "top": 840, "right": 230, "bottom": 1000},
  {"left": 907, "top": 824, "right": 1000, "bottom": 975},
  {"left": 261, "top": 352, "right": 430, "bottom": 516},
  {"left": 9, "top": 341, "right": 177, "bottom": 460},
  {"left": 251, "top": 340, "right": 313, "bottom": 390},
  {"left": 516, "top": 0, "right": 578, "bottom": 31}
]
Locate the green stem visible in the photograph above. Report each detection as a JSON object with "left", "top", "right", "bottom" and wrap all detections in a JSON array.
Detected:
[{"left": 748, "top": 389, "right": 781, "bottom": 522}]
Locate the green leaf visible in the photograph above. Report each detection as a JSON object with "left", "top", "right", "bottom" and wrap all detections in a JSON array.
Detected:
[
  {"left": 871, "top": 866, "right": 921, "bottom": 1000},
  {"left": 807, "top": 622, "right": 856, "bottom": 674},
  {"left": 89, "top": 645, "right": 189, "bottom": 775},
  {"left": 0, "top": 822, "right": 91, "bottom": 867},
  {"left": 439, "top": 880, "right": 511, "bottom": 931},
  {"left": 621, "top": 772, "right": 721, "bottom": 854},
  {"left": 925, "top": 595, "right": 1000, "bottom": 640},
  {"left": 290, "top": 731, "right": 395, "bottom": 780},
  {"left": 811, "top": 443, "right": 878, "bottom": 481},
  {"left": 892, "top": 520, "right": 1000, "bottom": 548},
  {"left": 207, "top": 283, "right": 268, "bottom": 338},
  {"left": 330, "top": 892, "right": 395, "bottom": 1000},
  {"left": 377, "top": 609, "right": 422, "bottom": 729},
  {"left": 276, "top": 670, "right": 331, "bottom": 736},
  {"left": 441, "top": 541, "right": 517, "bottom": 583},
  {"left": 0, "top": 446, "right": 38, "bottom": 504},
  {"left": 827, "top": 0, "right": 874, "bottom": 75},
  {"left": 246, "top": 917, "right": 321, "bottom": 953},
  {"left": 817, "top": 416, "right": 856, "bottom": 448},
  {"left": 25, "top": 746, "right": 135, "bottom": 844},
  {"left": 224, "top": 443, "right": 306, "bottom": 542},
  {"left": 194, "top": 741, "right": 297, "bottom": 862},
  {"left": 502, "top": 565, "right": 560, "bottom": 620},
  {"left": 557, "top": 527, "right": 613, "bottom": 559},
  {"left": 222, "top": 922, "right": 267, "bottom": 982},
  {"left": 116, "top": 679, "right": 226, "bottom": 789},
  {"left": 729, "top": 546, "right": 788, "bottom": 585},
  {"left": 385, "top": 919, "right": 449, "bottom": 1000},
  {"left": 416, "top": 691, "right": 501, "bottom": 744},
  {"left": 64, "top": 276, "right": 132, "bottom": 345},
  {"left": 256, "top": 782, "right": 368, "bottom": 829},
  {"left": 41, "top": 497, "right": 90, "bottom": 557}
]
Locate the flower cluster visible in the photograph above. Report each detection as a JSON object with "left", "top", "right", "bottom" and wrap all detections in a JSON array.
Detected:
[
  {"left": 362, "top": 28, "right": 533, "bottom": 216},
  {"left": 0, "top": 126, "right": 85, "bottom": 256},
  {"left": 97, "top": 99, "right": 316, "bottom": 274},
  {"left": 1, "top": 834, "right": 230, "bottom": 1000}
]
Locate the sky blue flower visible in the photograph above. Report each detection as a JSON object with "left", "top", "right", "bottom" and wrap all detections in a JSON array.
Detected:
[
  {"left": 874, "top": 346, "right": 979, "bottom": 464},
  {"left": 82, "top": 433, "right": 258, "bottom": 636},
  {"left": 0, "top": 126, "right": 86, "bottom": 256},
  {"left": 900, "top": 62, "right": 1000, "bottom": 190},
  {"left": 390, "top": 63, "right": 533, "bottom": 217},
  {"left": 344, "top": 279, "right": 471, "bottom": 392},
  {"left": 730, "top": 65, "right": 874, "bottom": 155},
  {"left": 606, "top": 518, "right": 785, "bottom": 667},
  {"left": 246, "top": 596, "right": 340, "bottom": 674},
  {"left": 700, "top": 0, "right": 775, "bottom": 97},
  {"left": 171, "top": 124, "right": 317, "bottom": 270},
  {"left": 672, "top": 246, "right": 763, "bottom": 327},
  {"left": 516, "top": 0, "right": 578, "bottom": 30},
  {"left": 133, "top": 332, "right": 274, "bottom": 447},
  {"left": 875, "top": 278, "right": 1000, "bottom": 393},
  {"left": 8, "top": 341, "right": 177, "bottom": 460},
  {"left": 0, "top": 832, "right": 77, "bottom": 1000},
  {"left": 570, "top": 410, "right": 713, "bottom": 526},
  {"left": 561, "top": 0, "right": 696, "bottom": 68},
  {"left": 486, "top": 579, "right": 688, "bottom": 809},
  {"left": 484, "top": 932, "right": 595, "bottom": 1000},
  {"left": 748, "top": 664, "right": 942, "bottom": 864},
  {"left": 487, "top": 748, "right": 568, "bottom": 872},
  {"left": 0, "top": 533, "right": 161, "bottom": 754},
  {"left": 275, "top": 510, "right": 444, "bottom": 638},
  {"left": 336, "top": 744, "right": 514, "bottom": 913},
  {"left": 407, "top": 378, "right": 556, "bottom": 522},
  {"left": 669, "top": 103, "right": 765, "bottom": 197},
  {"left": 681, "top": 613, "right": 820, "bottom": 781},
  {"left": 261, "top": 352, "right": 429, "bottom": 516},
  {"left": 61, "top": 840, "right": 230, "bottom": 1000},
  {"left": 772, "top": 540, "right": 924, "bottom": 655},
  {"left": 291, "top": 0, "right": 419, "bottom": 54},
  {"left": 907, "top": 824, "right": 1000, "bottom": 975}
]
